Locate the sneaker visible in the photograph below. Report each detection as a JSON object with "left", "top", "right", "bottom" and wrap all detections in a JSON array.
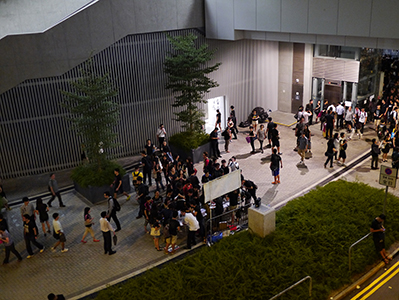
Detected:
[
  {"left": 51, "top": 247, "right": 56, "bottom": 252},
  {"left": 61, "top": 248, "right": 69, "bottom": 253},
  {"left": 126, "top": 195, "right": 131, "bottom": 201},
  {"left": 93, "top": 239, "right": 100, "bottom": 242},
  {"left": 81, "top": 240, "right": 87, "bottom": 244},
  {"left": 109, "top": 251, "right": 116, "bottom": 255},
  {"left": 27, "top": 255, "right": 33, "bottom": 259},
  {"left": 60, "top": 204, "right": 66, "bottom": 207},
  {"left": 40, "top": 247, "right": 45, "bottom": 253},
  {"left": 278, "top": 152, "right": 283, "bottom": 155}
]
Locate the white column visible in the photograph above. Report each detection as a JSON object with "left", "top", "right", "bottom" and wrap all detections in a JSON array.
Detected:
[
  {"left": 351, "top": 82, "right": 358, "bottom": 106},
  {"left": 343, "top": 82, "right": 347, "bottom": 101}
]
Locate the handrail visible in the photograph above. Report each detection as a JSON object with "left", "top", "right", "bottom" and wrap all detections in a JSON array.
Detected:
[
  {"left": 349, "top": 232, "right": 371, "bottom": 271},
  {"left": 268, "top": 276, "right": 312, "bottom": 300}
]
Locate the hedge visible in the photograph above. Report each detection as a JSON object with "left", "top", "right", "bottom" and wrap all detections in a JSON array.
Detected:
[{"left": 95, "top": 180, "right": 399, "bottom": 300}]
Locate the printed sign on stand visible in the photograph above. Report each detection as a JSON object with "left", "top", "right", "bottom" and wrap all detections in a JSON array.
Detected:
[{"left": 379, "top": 165, "right": 397, "bottom": 188}]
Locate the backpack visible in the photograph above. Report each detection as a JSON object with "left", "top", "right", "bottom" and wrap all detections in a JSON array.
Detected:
[{"left": 112, "top": 197, "right": 121, "bottom": 212}]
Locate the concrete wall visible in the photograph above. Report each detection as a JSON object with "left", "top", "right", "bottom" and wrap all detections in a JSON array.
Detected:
[
  {"left": 205, "top": 0, "right": 399, "bottom": 49},
  {"left": 0, "top": 0, "right": 204, "bottom": 94},
  {"left": 0, "top": 0, "right": 92, "bottom": 39},
  {"left": 278, "top": 43, "right": 293, "bottom": 112}
]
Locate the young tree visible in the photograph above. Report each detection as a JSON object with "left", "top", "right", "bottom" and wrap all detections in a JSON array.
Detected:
[
  {"left": 164, "top": 33, "right": 221, "bottom": 134},
  {"left": 61, "top": 60, "right": 119, "bottom": 169}
]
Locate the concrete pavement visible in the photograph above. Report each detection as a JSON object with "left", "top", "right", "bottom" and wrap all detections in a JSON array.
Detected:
[{"left": 1, "top": 111, "right": 397, "bottom": 300}]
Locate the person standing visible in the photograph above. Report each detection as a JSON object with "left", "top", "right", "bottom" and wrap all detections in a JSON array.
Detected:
[
  {"left": 164, "top": 210, "right": 180, "bottom": 254},
  {"left": 153, "top": 161, "right": 165, "bottom": 192},
  {"left": 223, "top": 126, "right": 232, "bottom": 153},
  {"left": 370, "top": 214, "right": 391, "bottom": 264},
  {"left": 210, "top": 127, "right": 221, "bottom": 158},
  {"left": 257, "top": 124, "right": 266, "bottom": 153},
  {"left": 182, "top": 208, "right": 199, "bottom": 250},
  {"left": 251, "top": 110, "right": 259, "bottom": 131},
  {"left": 294, "top": 117, "right": 304, "bottom": 151},
  {"left": 229, "top": 156, "right": 239, "bottom": 172},
  {"left": 20, "top": 197, "right": 37, "bottom": 224},
  {"left": 51, "top": 213, "right": 68, "bottom": 253},
  {"left": 271, "top": 123, "right": 282, "bottom": 155},
  {"left": 324, "top": 138, "right": 337, "bottom": 168},
  {"left": 336, "top": 102, "right": 345, "bottom": 129},
  {"left": 23, "top": 214, "right": 44, "bottom": 258},
  {"left": 141, "top": 151, "right": 153, "bottom": 186},
  {"left": 305, "top": 99, "right": 314, "bottom": 125},
  {"left": 100, "top": 211, "right": 116, "bottom": 255},
  {"left": 230, "top": 106, "right": 238, "bottom": 139},
  {"left": 111, "top": 168, "right": 130, "bottom": 200},
  {"left": 36, "top": 197, "right": 51, "bottom": 237},
  {"left": 314, "top": 100, "right": 321, "bottom": 123},
  {"left": 136, "top": 177, "right": 149, "bottom": 219},
  {"left": 0, "top": 227, "right": 22, "bottom": 264},
  {"left": 248, "top": 125, "right": 256, "bottom": 154},
  {"left": 215, "top": 109, "right": 222, "bottom": 131},
  {"left": 48, "top": 173, "right": 65, "bottom": 208},
  {"left": 266, "top": 117, "right": 274, "bottom": 147},
  {"left": 374, "top": 105, "right": 383, "bottom": 132},
  {"left": 371, "top": 138, "right": 380, "bottom": 170},
  {"left": 156, "top": 124, "right": 167, "bottom": 151},
  {"left": 297, "top": 132, "right": 308, "bottom": 165},
  {"left": 270, "top": 148, "right": 282, "bottom": 184},
  {"left": 104, "top": 191, "right": 121, "bottom": 232},
  {"left": 81, "top": 207, "right": 100, "bottom": 243},
  {"left": 337, "top": 132, "right": 347, "bottom": 166},
  {"left": 325, "top": 110, "right": 334, "bottom": 140}
]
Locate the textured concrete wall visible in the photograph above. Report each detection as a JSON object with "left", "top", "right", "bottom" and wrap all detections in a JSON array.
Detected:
[
  {"left": 0, "top": 0, "right": 204, "bottom": 94},
  {"left": 205, "top": 0, "right": 399, "bottom": 49},
  {"left": 278, "top": 42, "right": 293, "bottom": 113}
]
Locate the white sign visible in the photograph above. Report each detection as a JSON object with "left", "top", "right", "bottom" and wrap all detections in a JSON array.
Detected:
[
  {"left": 203, "top": 170, "right": 241, "bottom": 203},
  {"left": 379, "top": 165, "right": 397, "bottom": 188}
]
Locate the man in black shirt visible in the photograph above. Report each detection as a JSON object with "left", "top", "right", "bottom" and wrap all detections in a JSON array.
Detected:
[
  {"left": 221, "top": 160, "right": 230, "bottom": 175},
  {"left": 370, "top": 214, "right": 391, "bottom": 264},
  {"left": 266, "top": 117, "right": 274, "bottom": 147},
  {"left": 111, "top": 168, "right": 130, "bottom": 200},
  {"left": 305, "top": 100, "right": 314, "bottom": 125},
  {"left": 228, "top": 189, "right": 239, "bottom": 224},
  {"left": 325, "top": 109, "right": 335, "bottom": 139},
  {"left": 141, "top": 151, "right": 153, "bottom": 186},
  {"left": 210, "top": 128, "right": 221, "bottom": 158},
  {"left": 164, "top": 210, "right": 180, "bottom": 254},
  {"left": 23, "top": 214, "right": 44, "bottom": 258},
  {"left": 213, "top": 163, "right": 224, "bottom": 178}
]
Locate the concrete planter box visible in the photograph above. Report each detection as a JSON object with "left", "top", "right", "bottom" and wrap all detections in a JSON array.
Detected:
[
  {"left": 74, "top": 174, "right": 131, "bottom": 204},
  {"left": 170, "top": 141, "right": 211, "bottom": 164}
]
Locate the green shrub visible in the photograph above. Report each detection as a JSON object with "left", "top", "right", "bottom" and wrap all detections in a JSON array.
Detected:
[
  {"left": 71, "top": 161, "right": 125, "bottom": 188},
  {"left": 95, "top": 181, "right": 399, "bottom": 300},
  {"left": 169, "top": 131, "right": 210, "bottom": 151}
]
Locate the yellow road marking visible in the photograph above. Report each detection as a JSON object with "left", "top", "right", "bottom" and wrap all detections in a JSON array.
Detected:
[{"left": 350, "top": 261, "right": 399, "bottom": 300}]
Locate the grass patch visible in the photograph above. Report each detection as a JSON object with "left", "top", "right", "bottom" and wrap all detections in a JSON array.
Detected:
[{"left": 95, "top": 181, "right": 399, "bottom": 300}]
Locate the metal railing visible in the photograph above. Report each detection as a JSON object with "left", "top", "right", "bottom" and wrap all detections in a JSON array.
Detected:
[
  {"left": 268, "top": 276, "right": 312, "bottom": 300},
  {"left": 349, "top": 232, "right": 371, "bottom": 271},
  {"left": 206, "top": 202, "right": 252, "bottom": 245}
]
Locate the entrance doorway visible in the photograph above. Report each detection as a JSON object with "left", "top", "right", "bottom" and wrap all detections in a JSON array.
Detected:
[
  {"left": 205, "top": 96, "right": 225, "bottom": 134},
  {"left": 324, "top": 84, "right": 342, "bottom": 105}
]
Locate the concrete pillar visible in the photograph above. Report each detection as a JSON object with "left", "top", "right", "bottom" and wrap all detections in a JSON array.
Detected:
[
  {"left": 312, "top": 77, "right": 318, "bottom": 101},
  {"left": 321, "top": 78, "right": 325, "bottom": 109},
  {"left": 352, "top": 82, "right": 358, "bottom": 105},
  {"left": 343, "top": 82, "right": 347, "bottom": 101},
  {"left": 248, "top": 204, "right": 276, "bottom": 238}
]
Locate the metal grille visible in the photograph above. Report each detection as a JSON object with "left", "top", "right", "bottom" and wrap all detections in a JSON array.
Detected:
[
  {"left": 0, "top": 30, "right": 279, "bottom": 179},
  {"left": 313, "top": 57, "right": 360, "bottom": 83}
]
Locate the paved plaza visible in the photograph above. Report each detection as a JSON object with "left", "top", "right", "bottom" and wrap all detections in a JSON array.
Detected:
[{"left": 1, "top": 111, "right": 398, "bottom": 300}]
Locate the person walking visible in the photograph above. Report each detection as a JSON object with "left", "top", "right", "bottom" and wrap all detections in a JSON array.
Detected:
[
  {"left": 325, "top": 109, "right": 334, "bottom": 140},
  {"left": 215, "top": 109, "right": 222, "bottom": 131},
  {"left": 99, "top": 211, "right": 116, "bottom": 255},
  {"left": 0, "top": 227, "right": 22, "bottom": 264},
  {"left": 223, "top": 126, "right": 231, "bottom": 153},
  {"left": 48, "top": 173, "right": 65, "bottom": 208},
  {"left": 81, "top": 207, "right": 100, "bottom": 243},
  {"left": 36, "top": 197, "right": 51, "bottom": 237},
  {"left": 111, "top": 168, "right": 130, "bottom": 200},
  {"left": 324, "top": 138, "right": 337, "bottom": 168},
  {"left": 23, "top": 214, "right": 45, "bottom": 258},
  {"left": 252, "top": 110, "right": 259, "bottom": 131},
  {"left": 156, "top": 124, "right": 167, "bottom": 151},
  {"left": 248, "top": 125, "right": 256, "bottom": 154},
  {"left": 297, "top": 132, "right": 308, "bottom": 165},
  {"left": 371, "top": 138, "right": 381, "bottom": 169},
  {"left": 270, "top": 148, "right": 282, "bottom": 184},
  {"left": 51, "top": 213, "right": 68, "bottom": 253},
  {"left": 357, "top": 107, "right": 367, "bottom": 138},
  {"left": 305, "top": 99, "right": 314, "bottom": 125},
  {"left": 370, "top": 214, "right": 391, "bottom": 264},
  {"left": 345, "top": 106, "right": 355, "bottom": 140},
  {"left": 230, "top": 105, "right": 238, "bottom": 139},
  {"left": 104, "top": 191, "right": 121, "bottom": 232},
  {"left": 257, "top": 124, "right": 266, "bottom": 153},
  {"left": 210, "top": 127, "right": 221, "bottom": 158}
]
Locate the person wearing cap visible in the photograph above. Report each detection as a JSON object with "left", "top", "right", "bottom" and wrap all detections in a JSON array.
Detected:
[{"left": 370, "top": 214, "right": 391, "bottom": 264}]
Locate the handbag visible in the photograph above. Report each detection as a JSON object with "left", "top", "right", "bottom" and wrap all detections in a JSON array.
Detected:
[
  {"left": 245, "top": 136, "right": 251, "bottom": 143},
  {"left": 113, "top": 234, "right": 118, "bottom": 245},
  {"left": 150, "top": 227, "right": 161, "bottom": 236}
]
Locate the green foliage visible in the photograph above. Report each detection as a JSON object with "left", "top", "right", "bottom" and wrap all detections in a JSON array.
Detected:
[
  {"left": 164, "top": 33, "right": 221, "bottom": 135},
  {"left": 95, "top": 181, "right": 399, "bottom": 300},
  {"left": 169, "top": 131, "right": 210, "bottom": 152},
  {"left": 61, "top": 59, "right": 119, "bottom": 168},
  {"left": 71, "top": 160, "right": 125, "bottom": 188}
]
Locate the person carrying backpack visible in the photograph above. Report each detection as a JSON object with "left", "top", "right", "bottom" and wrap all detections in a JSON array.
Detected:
[{"left": 104, "top": 191, "right": 121, "bottom": 232}]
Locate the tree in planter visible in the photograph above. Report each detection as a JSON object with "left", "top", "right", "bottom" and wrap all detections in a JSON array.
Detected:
[
  {"left": 61, "top": 60, "right": 123, "bottom": 187},
  {"left": 164, "top": 33, "right": 221, "bottom": 150}
]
